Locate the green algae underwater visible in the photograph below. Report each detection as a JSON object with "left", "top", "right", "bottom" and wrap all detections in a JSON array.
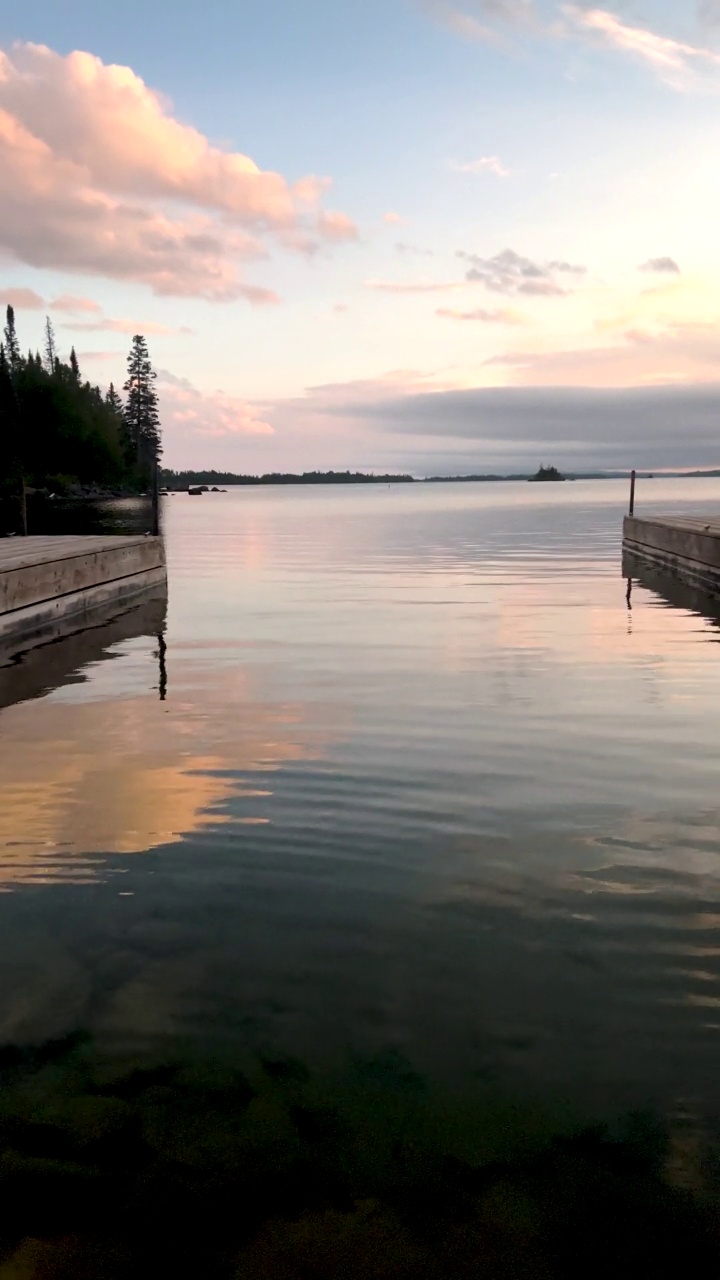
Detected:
[{"left": 0, "top": 1033, "right": 717, "bottom": 1278}]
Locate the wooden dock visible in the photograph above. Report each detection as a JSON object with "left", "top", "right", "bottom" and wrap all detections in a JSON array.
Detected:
[
  {"left": 0, "top": 535, "right": 166, "bottom": 650},
  {"left": 623, "top": 515, "right": 720, "bottom": 596}
]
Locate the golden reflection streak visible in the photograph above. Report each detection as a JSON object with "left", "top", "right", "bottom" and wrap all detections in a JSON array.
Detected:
[{"left": 0, "top": 673, "right": 344, "bottom": 886}]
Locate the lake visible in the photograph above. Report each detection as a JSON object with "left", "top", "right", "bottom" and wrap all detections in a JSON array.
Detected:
[{"left": 1, "top": 478, "right": 719, "bottom": 1275}]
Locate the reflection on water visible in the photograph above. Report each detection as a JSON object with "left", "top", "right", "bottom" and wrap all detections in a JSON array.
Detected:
[{"left": 1, "top": 480, "right": 720, "bottom": 1271}]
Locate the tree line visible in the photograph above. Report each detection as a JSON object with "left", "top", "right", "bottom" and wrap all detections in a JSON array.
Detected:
[
  {"left": 161, "top": 469, "right": 415, "bottom": 488},
  {"left": 0, "top": 306, "right": 162, "bottom": 522}
]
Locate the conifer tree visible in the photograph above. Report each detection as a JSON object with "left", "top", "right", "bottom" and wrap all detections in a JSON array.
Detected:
[
  {"left": 0, "top": 341, "right": 25, "bottom": 531},
  {"left": 123, "top": 335, "right": 161, "bottom": 470},
  {"left": 44, "top": 318, "right": 57, "bottom": 374},
  {"left": 69, "top": 347, "right": 80, "bottom": 382},
  {"left": 3, "top": 306, "right": 21, "bottom": 375},
  {"left": 105, "top": 382, "right": 123, "bottom": 416}
]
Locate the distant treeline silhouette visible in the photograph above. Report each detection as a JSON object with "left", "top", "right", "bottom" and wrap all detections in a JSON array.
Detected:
[{"left": 162, "top": 469, "right": 415, "bottom": 488}]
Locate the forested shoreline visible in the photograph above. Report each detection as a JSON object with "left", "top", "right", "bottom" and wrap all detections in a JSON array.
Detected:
[
  {"left": 161, "top": 469, "right": 415, "bottom": 488},
  {"left": 0, "top": 306, "right": 161, "bottom": 530}
]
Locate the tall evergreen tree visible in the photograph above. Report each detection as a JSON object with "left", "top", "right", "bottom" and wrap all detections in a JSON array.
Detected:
[
  {"left": 123, "top": 335, "right": 161, "bottom": 471},
  {"left": 3, "top": 306, "right": 21, "bottom": 375},
  {"left": 0, "top": 341, "right": 25, "bottom": 532},
  {"left": 69, "top": 347, "right": 80, "bottom": 382},
  {"left": 44, "top": 317, "right": 57, "bottom": 374},
  {"left": 105, "top": 382, "right": 123, "bottom": 416}
]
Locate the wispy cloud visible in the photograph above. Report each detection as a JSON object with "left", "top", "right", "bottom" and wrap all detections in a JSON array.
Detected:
[
  {"left": 383, "top": 211, "right": 408, "bottom": 224},
  {"left": 62, "top": 317, "right": 194, "bottom": 335},
  {"left": 366, "top": 278, "right": 464, "bottom": 293},
  {"left": 436, "top": 305, "right": 525, "bottom": 322},
  {"left": 561, "top": 6, "right": 720, "bottom": 88},
  {"left": 699, "top": 0, "right": 720, "bottom": 25},
  {"left": 0, "top": 287, "right": 44, "bottom": 309},
  {"left": 638, "top": 256, "right": 681, "bottom": 274},
  {"left": 457, "top": 248, "right": 585, "bottom": 295},
  {"left": 420, "top": 0, "right": 534, "bottom": 44},
  {"left": 50, "top": 295, "right": 103, "bottom": 314},
  {"left": 157, "top": 370, "right": 274, "bottom": 438},
  {"left": 395, "top": 242, "right": 435, "bottom": 257},
  {"left": 450, "top": 156, "right": 510, "bottom": 176}
]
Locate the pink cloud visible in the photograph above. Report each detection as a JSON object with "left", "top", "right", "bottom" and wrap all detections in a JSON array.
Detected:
[
  {"left": 317, "top": 210, "right": 359, "bottom": 242},
  {"left": 450, "top": 156, "right": 510, "bottom": 177},
  {"left": 0, "top": 286, "right": 44, "bottom": 308},
  {"left": 436, "top": 306, "right": 525, "bottom": 322},
  {"left": 157, "top": 370, "right": 274, "bottom": 439},
  {"left": 562, "top": 6, "right": 720, "bottom": 86},
  {"left": 383, "top": 211, "right": 407, "bottom": 225},
  {"left": 50, "top": 294, "right": 102, "bottom": 313},
  {"left": 366, "top": 278, "right": 465, "bottom": 294},
  {"left": 0, "top": 43, "right": 358, "bottom": 300},
  {"left": 62, "top": 317, "right": 194, "bottom": 335}
]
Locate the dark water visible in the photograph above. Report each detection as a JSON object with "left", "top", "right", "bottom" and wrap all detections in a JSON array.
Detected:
[{"left": 1, "top": 479, "right": 720, "bottom": 1275}]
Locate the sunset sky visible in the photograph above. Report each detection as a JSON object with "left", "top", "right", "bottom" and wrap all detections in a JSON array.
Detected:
[{"left": 1, "top": 0, "right": 719, "bottom": 473}]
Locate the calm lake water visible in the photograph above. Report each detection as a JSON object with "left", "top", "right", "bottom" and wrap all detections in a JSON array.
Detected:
[{"left": 1, "top": 478, "right": 720, "bottom": 1271}]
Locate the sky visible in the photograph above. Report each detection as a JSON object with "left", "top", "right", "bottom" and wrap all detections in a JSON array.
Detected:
[{"left": 1, "top": 0, "right": 719, "bottom": 474}]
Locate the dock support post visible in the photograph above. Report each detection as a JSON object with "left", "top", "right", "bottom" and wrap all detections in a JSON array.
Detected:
[
  {"left": 151, "top": 456, "right": 160, "bottom": 537},
  {"left": 629, "top": 470, "right": 636, "bottom": 517}
]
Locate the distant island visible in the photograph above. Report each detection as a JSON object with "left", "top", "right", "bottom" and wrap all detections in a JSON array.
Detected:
[
  {"left": 160, "top": 469, "right": 415, "bottom": 489},
  {"left": 528, "top": 465, "right": 566, "bottom": 483}
]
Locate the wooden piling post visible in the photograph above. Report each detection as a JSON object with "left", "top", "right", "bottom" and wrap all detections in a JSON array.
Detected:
[
  {"left": 151, "top": 456, "right": 160, "bottom": 537},
  {"left": 629, "top": 470, "right": 636, "bottom": 517}
]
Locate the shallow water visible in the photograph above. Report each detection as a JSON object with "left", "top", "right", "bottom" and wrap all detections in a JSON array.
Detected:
[{"left": 1, "top": 479, "right": 720, "bottom": 1270}]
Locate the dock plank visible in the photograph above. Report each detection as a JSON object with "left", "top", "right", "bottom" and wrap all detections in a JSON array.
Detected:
[
  {"left": 0, "top": 535, "right": 150, "bottom": 572},
  {"left": 623, "top": 514, "right": 720, "bottom": 596},
  {"left": 0, "top": 534, "right": 166, "bottom": 646}
]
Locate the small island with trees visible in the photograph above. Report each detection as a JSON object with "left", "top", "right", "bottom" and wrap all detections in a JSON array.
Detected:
[{"left": 528, "top": 465, "right": 566, "bottom": 482}]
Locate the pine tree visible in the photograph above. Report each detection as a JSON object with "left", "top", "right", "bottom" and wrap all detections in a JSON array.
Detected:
[
  {"left": 123, "top": 335, "right": 161, "bottom": 474},
  {"left": 105, "top": 382, "right": 123, "bottom": 416},
  {"left": 0, "top": 342, "right": 26, "bottom": 532},
  {"left": 44, "top": 318, "right": 57, "bottom": 374},
  {"left": 3, "top": 306, "right": 21, "bottom": 375},
  {"left": 69, "top": 347, "right": 80, "bottom": 382}
]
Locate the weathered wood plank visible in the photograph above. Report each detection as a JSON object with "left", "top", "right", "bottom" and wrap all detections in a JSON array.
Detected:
[
  {"left": 623, "top": 516, "right": 720, "bottom": 596},
  {"left": 0, "top": 535, "right": 152, "bottom": 572},
  {"left": 0, "top": 535, "right": 167, "bottom": 646},
  {"left": 0, "top": 535, "right": 163, "bottom": 614}
]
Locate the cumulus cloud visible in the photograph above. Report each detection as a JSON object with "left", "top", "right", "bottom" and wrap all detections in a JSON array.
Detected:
[
  {"left": 638, "top": 256, "right": 681, "bottom": 274},
  {"left": 436, "top": 305, "right": 525, "bottom": 322},
  {"left": 0, "top": 287, "right": 44, "bottom": 309},
  {"left": 157, "top": 370, "right": 274, "bottom": 440},
  {"left": 457, "top": 248, "right": 584, "bottom": 295},
  {"left": 450, "top": 156, "right": 510, "bottom": 176},
  {"left": 0, "top": 43, "right": 357, "bottom": 301},
  {"left": 561, "top": 6, "right": 720, "bottom": 88}
]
